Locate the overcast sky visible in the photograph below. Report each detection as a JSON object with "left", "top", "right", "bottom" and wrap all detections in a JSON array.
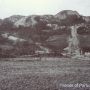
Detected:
[{"left": 0, "top": 0, "right": 90, "bottom": 18}]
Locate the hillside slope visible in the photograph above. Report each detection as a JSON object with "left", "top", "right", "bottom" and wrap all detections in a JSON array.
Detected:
[{"left": 0, "top": 10, "right": 90, "bottom": 57}]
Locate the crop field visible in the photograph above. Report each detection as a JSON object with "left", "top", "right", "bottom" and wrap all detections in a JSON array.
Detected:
[{"left": 0, "top": 57, "right": 90, "bottom": 90}]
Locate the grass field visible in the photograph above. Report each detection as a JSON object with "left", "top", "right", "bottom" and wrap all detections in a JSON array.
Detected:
[{"left": 0, "top": 57, "right": 90, "bottom": 90}]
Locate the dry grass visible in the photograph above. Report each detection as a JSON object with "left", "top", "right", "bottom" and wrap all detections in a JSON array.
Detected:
[{"left": 0, "top": 57, "right": 90, "bottom": 90}]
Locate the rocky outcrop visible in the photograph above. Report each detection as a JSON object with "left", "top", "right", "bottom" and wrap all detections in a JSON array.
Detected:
[
  {"left": 3, "top": 15, "right": 24, "bottom": 23},
  {"left": 55, "top": 10, "right": 80, "bottom": 20},
  {"left": 68, "top": 26, "right": 80, "bottom": 55},
  {"left": 14, "top": 15, "right": 38, "bottom": 27}
]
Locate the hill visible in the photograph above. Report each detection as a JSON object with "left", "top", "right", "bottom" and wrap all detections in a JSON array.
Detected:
[{"left": 0, "top": 10, "right": 90, "bottom": 57}]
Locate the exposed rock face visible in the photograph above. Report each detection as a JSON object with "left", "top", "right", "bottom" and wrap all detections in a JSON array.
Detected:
[
  {"left": 9, "top": 15, "right": 24, "bottom": 22},
  {"left": 55, "top": 10, "right": 80, "bottom": 20},
  {"left": 83, "top": 16, "right": 90, "bottom": 23},
  {"left": 0, "top": 10, "right": 85, "bottom": 27},
  {"left": 68, "top": 26, "right": 80, "bottom": 55},
  {"left": 14, "top": 15, "right": 38, "bottom": 27},
  {"left": 3, "top": 15, "right": 24, "bottom": 23}
]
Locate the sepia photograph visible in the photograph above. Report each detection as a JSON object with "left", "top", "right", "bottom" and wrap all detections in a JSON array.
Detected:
[{"left": 0, "top": 0, "right": 90, "bottom": 90}]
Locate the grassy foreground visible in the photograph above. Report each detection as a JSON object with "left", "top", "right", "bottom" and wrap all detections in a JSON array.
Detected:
[{"left": 0, "top": 57, "right": 90, "bottom": 90}]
